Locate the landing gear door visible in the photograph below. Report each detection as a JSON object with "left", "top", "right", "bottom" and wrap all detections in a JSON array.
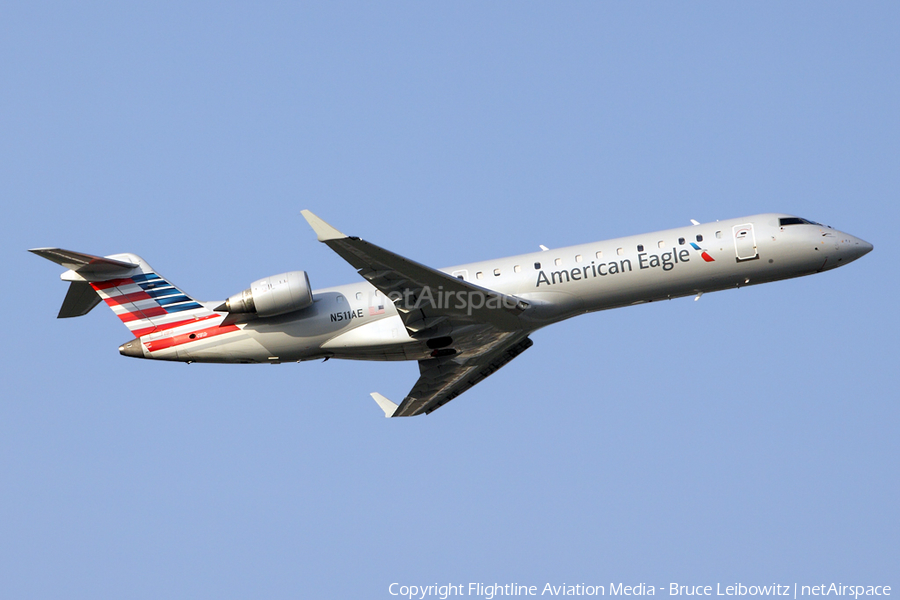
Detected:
[{"left": 733, "top": 223, "right": 759, "bottom": 262}]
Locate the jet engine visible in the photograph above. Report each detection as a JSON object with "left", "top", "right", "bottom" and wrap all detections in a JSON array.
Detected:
[{"left": 219, "top": 271, "right": 313, "bottom": 317}]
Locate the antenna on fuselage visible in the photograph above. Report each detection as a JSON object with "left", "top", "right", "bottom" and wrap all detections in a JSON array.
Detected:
[
  {"left": 690, "top": 219, "right": 700, "bottom": 226},
  {"left": 539, "top": 245, "right": 549, "bottom": 251}
]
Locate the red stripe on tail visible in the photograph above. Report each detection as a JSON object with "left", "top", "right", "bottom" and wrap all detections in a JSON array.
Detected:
[
  {"left": 103, "top": 291, "right": 153, "bottom": 306},
  {"left": 117, "top": 306, "right": 169, "bottom": 322},
  {"left": 90, "top": 278, "right": 135, "bottom": 290},
  {"left": 131, "top": 314, "right": 221, "bottom": 338}
]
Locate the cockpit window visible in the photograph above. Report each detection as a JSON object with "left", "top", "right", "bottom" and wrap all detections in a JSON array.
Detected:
[{"left": 780, "top": 217, "right": 820, "bottom": 226}]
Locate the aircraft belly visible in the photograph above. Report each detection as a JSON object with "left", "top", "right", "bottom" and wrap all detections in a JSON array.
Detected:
[
  {"left": 517, "top": 290, "right": 586, "bottom": 325},
  {"left": 327, "top": 343, "right": 426, "bottom": 361},
  {"left": 321, "top": 315, "right": 411, "bottom": 350},
  {"left": 175, "top": 331, "right": 272, "bottom": 363}
]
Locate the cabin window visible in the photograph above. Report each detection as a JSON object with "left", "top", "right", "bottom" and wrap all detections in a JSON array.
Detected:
[
  {"left": 678, "top": 237, "right": 685, "bottom": 245},
  {"left": 716, "top": 231, "right": 723, "bottom": 239},
  {"left": 637, "top": 244, "right": 644, "bottom": 252},
  {"left": 514, "top": 265, "right": 521, "bottom": 273},
  {"left": 658, "top": 240, "right": 665, "bottom": 249},
  {"left": 696, "top": 234, "right": 703, "bottom": 242},
  {"left": 575, "top": 254, "right": 583, "bottom": 263},
  {"left": 476, "top": 271, "right": 484, "bottom": 279},
  {"left": 493, "top": 268, "right": 501, "bottom": 276},
  {"left": 595, "top": 250, "right": 603, "bottom": 259},
  {"left": 617, "top": 247, "right": 624, "bottom": 256},
  {"left": 534, "top": 262, "right": 541, "bottom": 270},
  {"left": 356, "top": 292, "right": 362, "bottom": 300},
  {"left": 554, "top": 258, "right": 562, "bottom": 266}
]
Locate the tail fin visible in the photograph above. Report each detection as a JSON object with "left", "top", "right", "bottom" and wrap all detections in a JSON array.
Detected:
[{"left": 30, "top": 248, "right": 217, "bottom": 337}]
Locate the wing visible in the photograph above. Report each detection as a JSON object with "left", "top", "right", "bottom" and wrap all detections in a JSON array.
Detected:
[
  {"left": 385, "top": 333, "right": 534, "bottom": 416},
  {"left": 301, "top": 210, "right": 528, "bottom": 336},
  {"left": 301, "top": 210, "right": 534, "bottom": 417}
]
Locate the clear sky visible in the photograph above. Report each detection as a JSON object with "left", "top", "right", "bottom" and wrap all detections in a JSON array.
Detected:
[{"left": 1, "top": 3, "right": 897, "bottom": 599}]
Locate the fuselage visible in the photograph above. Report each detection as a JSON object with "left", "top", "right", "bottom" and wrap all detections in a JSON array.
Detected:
[{"left": 136, "top": 213, "right": 871, "bottom": 365}]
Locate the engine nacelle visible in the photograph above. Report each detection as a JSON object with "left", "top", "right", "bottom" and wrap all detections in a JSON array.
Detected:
[{"left": 221, "top": 271, "right": 313, "bottom": 317}]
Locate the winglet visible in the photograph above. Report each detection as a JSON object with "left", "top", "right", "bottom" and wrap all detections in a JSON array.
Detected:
[
  {"left": 370, "top": 392, "right": 399, "bottom": 418},
  {"left": 301, "top": 210, "right": 347, "bottom": 242}
]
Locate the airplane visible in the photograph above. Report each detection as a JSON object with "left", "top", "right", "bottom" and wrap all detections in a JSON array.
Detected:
[{"left": 31, "top": 211, "right": 872, "bottom": 417}]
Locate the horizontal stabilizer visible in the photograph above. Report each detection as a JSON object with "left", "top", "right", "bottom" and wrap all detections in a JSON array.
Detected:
[
  {"left": 58, "top": 281, "right": 102, "bottom": 318},
  {"left": 29, "top": 248, "right": 138, "bottom": 276},
  {"left": 370, "top": 392, "right": 399, "bottom": 418}
]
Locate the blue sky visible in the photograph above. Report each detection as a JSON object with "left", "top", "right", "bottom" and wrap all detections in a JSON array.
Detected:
[{"left": 1, "top": 3, "right": 897, "bottom": 598}]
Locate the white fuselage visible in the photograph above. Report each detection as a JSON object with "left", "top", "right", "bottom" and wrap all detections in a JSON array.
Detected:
[{"left": 154, "top": 213, "right": 871, "bottom": 364}]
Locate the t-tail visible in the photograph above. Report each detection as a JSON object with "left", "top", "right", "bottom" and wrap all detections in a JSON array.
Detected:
[{"left": 30, "top": 248, "right": 222, "bottom": 358}]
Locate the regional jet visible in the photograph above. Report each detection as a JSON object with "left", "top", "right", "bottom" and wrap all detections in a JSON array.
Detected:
[{"left": 31, "top": 212, "right": 872, "bottom": 417}]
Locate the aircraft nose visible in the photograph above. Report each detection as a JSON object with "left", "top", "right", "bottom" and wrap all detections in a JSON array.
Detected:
[{"left": 841, "top": 234, "right": 873, "bottom": 262}]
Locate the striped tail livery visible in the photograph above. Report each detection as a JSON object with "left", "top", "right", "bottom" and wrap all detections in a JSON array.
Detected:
[{"left": 30, "top": 248, "right": 232, "bottom": 360}]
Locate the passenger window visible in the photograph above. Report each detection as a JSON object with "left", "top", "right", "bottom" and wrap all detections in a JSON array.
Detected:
[
  {"left": 493, "top": 268, "right": 501, "bottom": 276},
  {"left": 617, "top": 248, "right": 624, "bottom": 256},
  {"left": 534, "top": 262, "right": 541, "bottom": 269},
  {"left": 658, "top": 241, "right": 665, "bottom": 249},
  {"left": 696, "top": 234, "right": 703, "bottom": 242},
  {"left": 554, "top": 258, "right": 562, "bottom": 266},
  {"left": 678, "top": 237, "right": 685, "bottom": 245},
  {"left": 715, "top": 231, "right": 722, "bottom": 239},
  {"left": 476, "top": 272, "right": 484, "bottom": 280},
  {"left": 356, "top": 292, "right": 362, "bottom": 300},
  {"left": 514, "top": 265, "right": 521, "bottom": 273},
  {"left": 595, "top": 250, "right": 603, "bottom": 259},
  {"left": 575, "top": 254, "right": 583, "bottom": 263},
  {"left": 637, "top": 244, "right": 644, "bottom": 252}
]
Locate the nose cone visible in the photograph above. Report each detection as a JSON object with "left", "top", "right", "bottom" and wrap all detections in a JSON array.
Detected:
[{"left": 840, "top": 234, "right": 873, "bottom": 264}]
